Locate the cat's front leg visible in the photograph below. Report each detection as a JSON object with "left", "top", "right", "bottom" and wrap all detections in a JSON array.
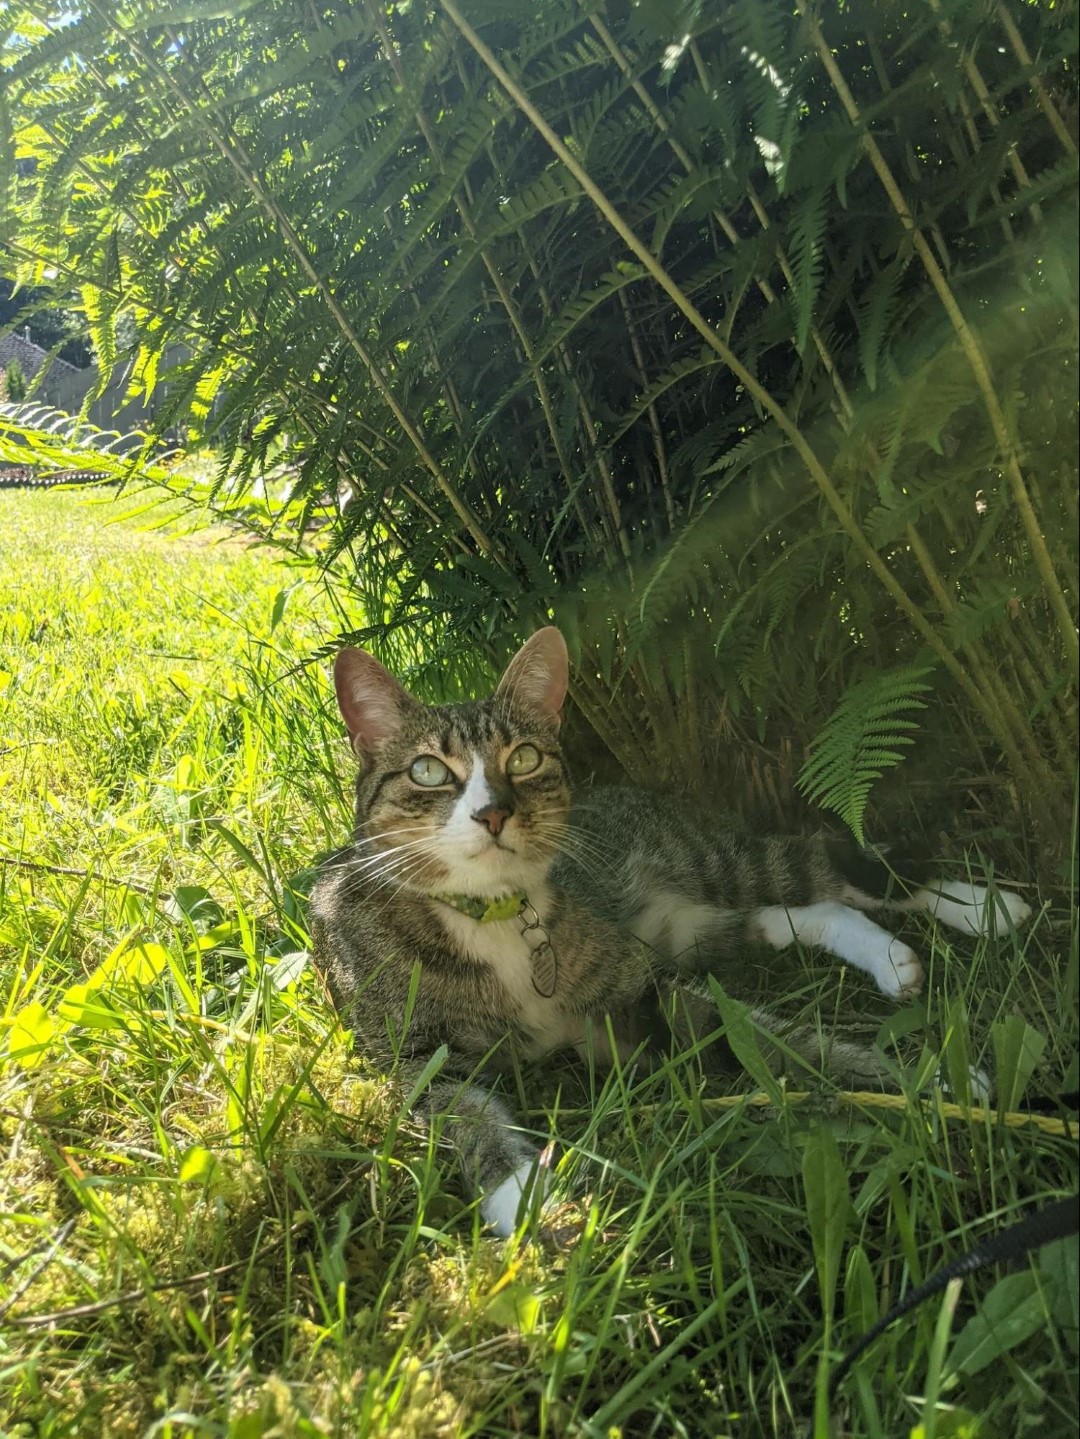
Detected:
[
  {"left": 752, "top": 901, "right": 923, "bottom": 999},
  {"left": 480, "top": 1143, "right": 556, "bottom": 1237},
  {"left": 411, "top": 1067, "right": 551, "bottom": 1237}
]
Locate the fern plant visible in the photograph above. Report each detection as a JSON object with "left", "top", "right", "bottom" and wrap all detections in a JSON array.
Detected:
[{"left": 1, "top": 0, "right": 1075, "bottom": 843}]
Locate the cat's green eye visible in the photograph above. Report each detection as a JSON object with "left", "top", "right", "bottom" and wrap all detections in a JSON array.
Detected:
[
  {"left": 507, "top": 743, "right": 542, "bottom": 776},
  {"left": 409, "top": 755, "right": 452, "bottom": 787}
]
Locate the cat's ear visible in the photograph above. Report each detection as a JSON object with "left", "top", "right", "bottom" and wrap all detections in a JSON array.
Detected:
[
  {"left": 333, "top": 648, "right": 417, "bottom": 758},
  {"left": 495, "top": 627, "right": 568, "bottom": 722}
]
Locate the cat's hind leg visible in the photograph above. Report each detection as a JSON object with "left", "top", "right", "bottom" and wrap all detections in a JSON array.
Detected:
[
  {"left": 752, "top": 901, "right": 923, "bottom": 999},
  {"left": 891, "top": 879, "right": 1031, "bottom": 937},
  {"left": 836, "top": 846, "right": 1032, "bottom": 938}
]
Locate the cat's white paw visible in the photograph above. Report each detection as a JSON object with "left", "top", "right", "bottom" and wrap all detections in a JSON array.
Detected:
[
  {"left": 480, "top": 1151, "right": 552, "bottom": 1237},
  {"left": 875, "top": 940, "right": 923, "bottom": 1000},
  {"left": 935, "top": 1064, "right": 993, "bottom": 1106},
  {"left": 968, "top": 1066, "right": 993, "bottom": 1105},
  {"left": 986, "top": 889, "right": 1032, "bottom": 933},
  {"left": 917, "top": 881, "right": 1032, "bottom": 938}
]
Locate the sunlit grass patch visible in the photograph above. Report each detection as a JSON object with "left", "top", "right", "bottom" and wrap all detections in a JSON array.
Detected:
[{"left": 0, "top": 489, "right": 1077, "bottom": 1438}]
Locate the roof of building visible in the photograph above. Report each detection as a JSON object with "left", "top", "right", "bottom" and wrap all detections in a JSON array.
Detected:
[{"left": 0, "top": 330, "right": 83, "bottom": 379}]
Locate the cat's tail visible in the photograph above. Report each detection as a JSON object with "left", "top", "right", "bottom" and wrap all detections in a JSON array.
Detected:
[
  {"left": 662, "top": 983, "right": 897, "bottom": 1089},
  {"left": 748, "top": 1005, "right": 896, "bottom": 1089}
]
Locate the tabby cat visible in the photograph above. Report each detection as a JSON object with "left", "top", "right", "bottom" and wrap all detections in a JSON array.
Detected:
[{"left": 309, "top": 629, "right": 1030, "bottom": 1236}]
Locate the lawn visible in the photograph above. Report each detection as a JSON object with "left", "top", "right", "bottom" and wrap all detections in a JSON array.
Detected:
[{"left": 0, "top": 488, "right": 1076, "bottom": 1438}]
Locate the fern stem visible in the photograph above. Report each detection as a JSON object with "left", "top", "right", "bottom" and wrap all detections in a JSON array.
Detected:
[
  {"left": 442, "top": 55, "right": 604, "bottom": 556},
  {"left": 1002, "top": 624, "right": 1073, "bottom": 767},
  {"left": 927, "top": 0, "right": 1039, "bottom": 224},
  {"left": 931, "top": 496, "right": 1074, "bottom": 757},
  {"left": 484, "top": 262, "right": 601, "bottom": 552},
  {"left": 1013, "top": 602, "right": 1074, "bottom": 724},
  {"left": 617, "top": 288, "right": 675, "bottom": 531},
  {"left": 439, "top": 0, "right": 1019, "bottom": 730},
  {"left": 686, "top": 39, "right": 861, "bottom": 414},
  {"left": 680, "top": 631, "right": 701, "bottom": 759},
  {"left": 593, "top": 12, "right": 856, "bottom": 436},
  {"left": 367, "top": 0, "right": 601, "bottom": 559},
  {"left": 994, "top": 0, "right": 1076, "bottom": 155},
  {"left": 293, "top": 406, "right": 455, "bottom": 557},
  {"left": 796, "top": 0, "right": 1079, "bottom": 684},
  {"left": 379, "top": 206, "right": 497, "bottom": 514},
  {"left": 512, "top": 228, "right": 634, "bottom": 567},
  {"left": 903, "top": 523, "right": 1057, "bottom": 798},
  {"left": 864, "top": 37, "right": 954, "bottom": 272},
  {"left": 613, "top": 26, "right": 857, "bottom": 419},
  {"left": 127, "top": 11, "right": 497, "bottom": 563},
  {"left": 571, "top": 661, "right": 654, "bottom": 780}
]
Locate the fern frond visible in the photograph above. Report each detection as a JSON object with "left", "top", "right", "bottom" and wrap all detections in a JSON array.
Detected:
[
  {"left": 796, "top": 664, "right": 935, "bottom": 843},
  {"left": 784, "top": 185, "right": 828, "bottom": 355},
  {"left": 944, "top": 577, "right": 1037, "bottom": 651},
  {"left": 858, "top": 257, "right": 908, "bottom": 393}
]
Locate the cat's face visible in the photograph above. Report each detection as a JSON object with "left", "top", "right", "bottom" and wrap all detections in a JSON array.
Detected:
[{"left": 333, "top": 629, "right": 570, "bottom": 897}]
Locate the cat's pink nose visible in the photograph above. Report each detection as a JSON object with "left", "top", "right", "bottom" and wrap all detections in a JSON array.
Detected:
[{"left": 472, "top": 805, "right": 512, "bottom": 836}]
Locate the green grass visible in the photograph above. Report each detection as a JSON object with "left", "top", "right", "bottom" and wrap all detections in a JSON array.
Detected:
[{"left": 0, "top": 488, "right": 1076, "bottom": 1439}]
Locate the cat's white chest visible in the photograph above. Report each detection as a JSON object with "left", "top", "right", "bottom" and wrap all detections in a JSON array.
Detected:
[{"left": 435, "top": 898, "right": 572, "bottom": 1052}]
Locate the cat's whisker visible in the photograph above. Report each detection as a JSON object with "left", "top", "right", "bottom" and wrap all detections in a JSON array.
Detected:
[
  {"left": 347, "top": 825, "right": 431, "bottom": 852},
  {"left": 341, "top": 841, "right": 441, "bottom": 882},
  {"left": 537, "top": 839, "right": 609, "bottom": 888},
  {"left": 369, "top": 852, "right": 449, "bottom": 915},
  {"left": 337, "top": 846, "right": 428, "bottom": 884},
  {"left": 530, "top": 806, "right": 622, "bottom": 855},
  {"left": 545, "top": 817, "right": 623, "bottom": 864},
  {"left": 531, "top": 821, "right": 621, "bottom": 878},
  {"left": 555, "top": 827, "right": 622, "bottom": 868},
  {"left": 529, "top": 821, "right": 606, "bottom": 865},
  {"left": 335, "top": 840, "right": 445, "bottom": 898},
  {"left": 344, "top": 832, "right": 439, "bottom": 864}
]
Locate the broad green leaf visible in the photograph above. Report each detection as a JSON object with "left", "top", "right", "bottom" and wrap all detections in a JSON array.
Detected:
[
  {"left": 485, "top": 1283, "right": 542, "bottom": 1334},
  {"left": 706, "top": 979, "right": 784, "bottom": 1105},
  {"left": 228, "top": 1414, "right": 266, "bottom": 1439},
  {"left": 4, "top": 1000, "right": 58, "bottom": 1068},
  {"left": 165, "top": 884, "right": 225, "bottom": 931},
  {"left": 56, "top": 983, "right": 126, "bottom": 1029},
  {"left": 940, "top": 998, "right": 978, "bottom": 1107},
  {"left": 908, "top": 1408, "right": 992, "bottom": 1438},
  {"left": 267, "top": 950, "right": 309, "bottom": 989},
  {"left": 947, "top": 1271, "right": 1050, "bottom": 1376},
  {"left": 317, "top": 1202, "right": 357, "bottom": 1293},
  {"left": 990, "top": 1014, "right": 1047, "bottom": 1112},
  {"left": 270, "top": 584, "right": 296, "bottom": 631},
  {"left": 843, "top": 1243, "right": 878, "bottom": 1337},
  {"left": 1040, "top": 1234, "right": 1079, "bottom": 1353},
  {"left": 802, "top": 1126, "right": 849, "bottom": 1319},
  {"left": 179, "top": 1145, "right": 218, "bottom": 1183},
  {"left": 113, "top": 941, "right": 171, "bottom": 986}
]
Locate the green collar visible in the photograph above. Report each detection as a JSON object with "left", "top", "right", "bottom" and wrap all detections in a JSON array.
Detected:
[{"left": 433, "top": 891, "right": 526, "bottom": 923}]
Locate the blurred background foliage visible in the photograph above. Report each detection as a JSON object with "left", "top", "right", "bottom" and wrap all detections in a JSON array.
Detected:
[{"left": 1, "top": 0, "right": 1076, "bottom": 854}]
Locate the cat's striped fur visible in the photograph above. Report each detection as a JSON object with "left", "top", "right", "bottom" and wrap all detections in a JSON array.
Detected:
[{"left": 309, "top": 629, "right": 1031, "bottom": 1235}]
